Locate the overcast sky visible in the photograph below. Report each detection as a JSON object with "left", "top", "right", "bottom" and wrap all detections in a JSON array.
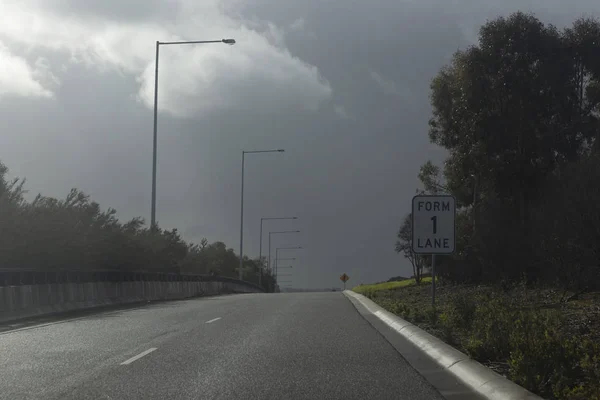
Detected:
[{"left": 1, "top": 0, "right": 598, "bottom": 288}]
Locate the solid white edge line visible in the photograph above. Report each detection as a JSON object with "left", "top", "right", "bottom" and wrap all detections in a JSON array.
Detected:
[
  {"left": 205, "top": 317, "right": 222, "bottom": 324},
  {"left": 343, "top": 290, "right": 542, "bottom": 400},
  {"left": 120, "top": 347, "right": 158, "bottom": 365}
]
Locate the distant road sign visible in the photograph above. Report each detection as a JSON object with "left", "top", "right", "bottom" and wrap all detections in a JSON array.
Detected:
[
  {"left": 340, "top": 273, "right": 350, "bottom": 282},
  {"left": 412, "top": 195, "right": 456, "bottom": 254}
]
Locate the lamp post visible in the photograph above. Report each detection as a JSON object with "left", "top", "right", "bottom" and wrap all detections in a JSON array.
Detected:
[
  {"left": 274, "top": 257, "right": 296, "bottom": 279},
  {"left": 151, "top": 38, "right": 235, "bottom": 230},
  {"left": 274, "top": 258, "right": 296, "bottom": 279},
  {"left": 268, "top": 230, "right": 300, "bottom": 278},
  {"left": 259, "top": 217, "right": 297, "bottom": 286},
  {"left": 275, "top": 246, "right": 302, "bottom": 280},
  {"left": 238, "top": 150, "right": 285, "bottom": 281}
]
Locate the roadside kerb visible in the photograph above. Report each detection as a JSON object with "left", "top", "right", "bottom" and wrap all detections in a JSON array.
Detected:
[{"left": 344, "top": 290, "right": 542, "bottom": 400}]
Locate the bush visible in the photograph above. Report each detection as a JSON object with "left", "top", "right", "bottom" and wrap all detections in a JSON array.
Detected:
[
  {"left": 0, "top": 160, "right": 275, "bottom": 291},
  {"left": 446, "top": 293, "right": 477, "bottom": 330},
  {"left": 425, "top": 307, "right": 439, "bottom": 325},
  {"left": 460, "top": 295, "right": 600, "bottom": 399},
  {"left": 508, "top": 312, "right": 600, "bottom": 399},
  {"left": 438, "top": 311, "right": 455, "bottom": 343},
  {"left": 464, "top": 296, "right": 515, "bottom": 361}
]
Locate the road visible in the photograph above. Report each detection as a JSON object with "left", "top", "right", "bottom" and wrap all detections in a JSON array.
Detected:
[{"left": 0, "top": 292, "right": 446, "bottom": 400}]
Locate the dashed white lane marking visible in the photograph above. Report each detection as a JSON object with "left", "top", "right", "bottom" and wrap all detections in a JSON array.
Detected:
[
  {"left": 120, "top": 348, "right": 158, "bottom": 365},
  {"left": 205, "top": 317, "right": 222, "bottom": 324}
]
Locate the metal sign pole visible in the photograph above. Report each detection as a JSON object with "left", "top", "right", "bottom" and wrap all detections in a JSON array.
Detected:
[{"left": 431, "top": 254, "right": 436, "bottom": 308}]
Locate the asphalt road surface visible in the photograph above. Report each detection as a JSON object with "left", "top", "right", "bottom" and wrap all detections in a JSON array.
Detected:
[{"left": 0, "top": 292, "right": 446, "bottom": 400}]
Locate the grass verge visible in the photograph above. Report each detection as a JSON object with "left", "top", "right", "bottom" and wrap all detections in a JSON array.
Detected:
[
  {"left": 354, "top": 281, "right": 600, "bottom": 400},
  {"left": 353, "top": 277, "right": 432, "bottom": 295}
]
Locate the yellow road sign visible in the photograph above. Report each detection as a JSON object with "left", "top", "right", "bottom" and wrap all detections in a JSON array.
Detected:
[{"left": 340, "top": 273, "right": 350, "bottom": 282}]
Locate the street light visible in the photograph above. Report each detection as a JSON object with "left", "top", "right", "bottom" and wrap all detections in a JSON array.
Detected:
[
  {"left": 239, "top": 149, "right": 285, "bottom": 281},
  {"left": 276, "top": 246, "right": 302, "bottom": 280},
  {"left": 268, "top": 230, "right": 300, "bottom": 277},
  {"left": 151, "top": 38, "right": 235, "bottom": 230},
  {"left": 258, "top": 217, "right": 297, "bottom": 286},
  {"left": 274, "top": 258, "right": 296, "bottom": 270},
  {"left": 273, "top": 258, "right": 295, "bottom": 279}
]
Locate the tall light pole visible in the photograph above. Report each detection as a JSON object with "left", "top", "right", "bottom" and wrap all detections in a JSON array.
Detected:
[
  {"left": 259, "top": 217, "right": 297, "bottom": 286},
  {"left": 239, "top": 150, "right": 285, "bottom": 281},
  {"left": 275, "top": 258, "right": 296, "bottom": 278},
  {"left": 151, "top": 38, "right": 236, "bottom": 230},
  {"left": 275, "top": 246, "right": 302, "bottom": 280},
  {"left": 268, "top": 230, "right": 300, "bottom": 278}
]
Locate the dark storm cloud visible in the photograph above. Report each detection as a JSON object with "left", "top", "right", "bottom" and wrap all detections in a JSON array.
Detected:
[{"left": 1, "top": 0, "right": 599, "bottom": 288}]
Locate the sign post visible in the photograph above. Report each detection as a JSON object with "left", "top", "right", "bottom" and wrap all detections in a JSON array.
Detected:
[
  {"left": 340, "top": 273, "right": 350, "bottom": 290},
  {"left": 412, "top": 195, "right": 456, "bottom": 307}
]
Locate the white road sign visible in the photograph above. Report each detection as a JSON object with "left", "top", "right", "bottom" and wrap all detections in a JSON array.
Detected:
[{"left": 411, "top": 195, "right": 456, "bottom": 254}]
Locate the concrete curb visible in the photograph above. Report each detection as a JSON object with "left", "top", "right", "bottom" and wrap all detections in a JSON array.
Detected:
[{"left": 343, "top": 290, "right": 542, "bottom": 400}]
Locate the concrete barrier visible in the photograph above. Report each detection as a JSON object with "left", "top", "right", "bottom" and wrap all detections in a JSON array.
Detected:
[{"left": 0, "top": 279, "right": 261, "bottom": 324}]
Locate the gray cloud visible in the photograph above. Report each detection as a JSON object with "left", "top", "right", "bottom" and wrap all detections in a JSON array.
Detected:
[
  {"left": 369, "top": 70, "right": 410, "bottom": 98},
  {"left": 1, "top": 0, "right": 599, "bottom": 288},
  {"left": 0, "top": 0, "right": 332, "bottom": 117}
]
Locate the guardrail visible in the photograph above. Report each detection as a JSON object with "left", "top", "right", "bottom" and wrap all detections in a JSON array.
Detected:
[
  {"left": 0, "top": 269, "right": 265, "bottom": 323},
  {"left": 0, "top": 269, "right": 264, "bottom": 292}
]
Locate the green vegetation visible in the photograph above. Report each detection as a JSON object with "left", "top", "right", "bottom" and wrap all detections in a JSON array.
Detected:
[
  {"left": 353, "top": 277, "right": 432, "bottom": 296},
  {"left": 395, "top": 12, "right": 600, "bottom": 290},
  {"left": 386, "top": 12, "right": 600, "bottom": 398},
  {"left": 356, "top": 283, "right": 600, "bottom": 399},
  {"left": 0, "top": 161, "right": 275, "bottom": 291}
]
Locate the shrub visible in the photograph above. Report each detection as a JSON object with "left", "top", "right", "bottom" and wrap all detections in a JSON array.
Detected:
[
  {"left": 464, "top": 296, "right": 514, "bottom": 361},
  {"left": 412, "top": 307, "right": 423, "bottom": 322},
  {"left": 425, "top": 307, "right": 439, "bottom": 325},
  {"left": 508, "top": 312, "right": 600, "bottom": 399},
  {"left": 446, "top": 294, "right": 477, "bottom": 330},
  {"left": 438, "top": 312, "right": 455, "bottom": 343},
  {"left": 0, "top": 160, "right": 276, "bottom": 291}
]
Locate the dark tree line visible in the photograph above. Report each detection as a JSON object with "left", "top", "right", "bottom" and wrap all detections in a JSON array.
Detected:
[
  {"left": 0, "top": 161, "right": 275, "bottom": 291},
  {"left": 397, "top": 12, "right": 600, "bottom": 292}
]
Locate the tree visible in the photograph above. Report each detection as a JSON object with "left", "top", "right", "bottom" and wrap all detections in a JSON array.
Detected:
[
  {"left": 426, "top": 12, "right": 600, "bottom": 284},
  {"left": 430, "top": 13, "right": 597, "bottom": 212},
  {"left": 395, "top": 213, "right": 426, "bottom": 283},
  {"left": 532, "top": 153, "right": 600, "bottom": 292},
  {"left": 416, "top": 160, "right": 444, "bottom": 195},
  {"left": 0, "top": 158, "right": 276, "bottom": 290}
]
